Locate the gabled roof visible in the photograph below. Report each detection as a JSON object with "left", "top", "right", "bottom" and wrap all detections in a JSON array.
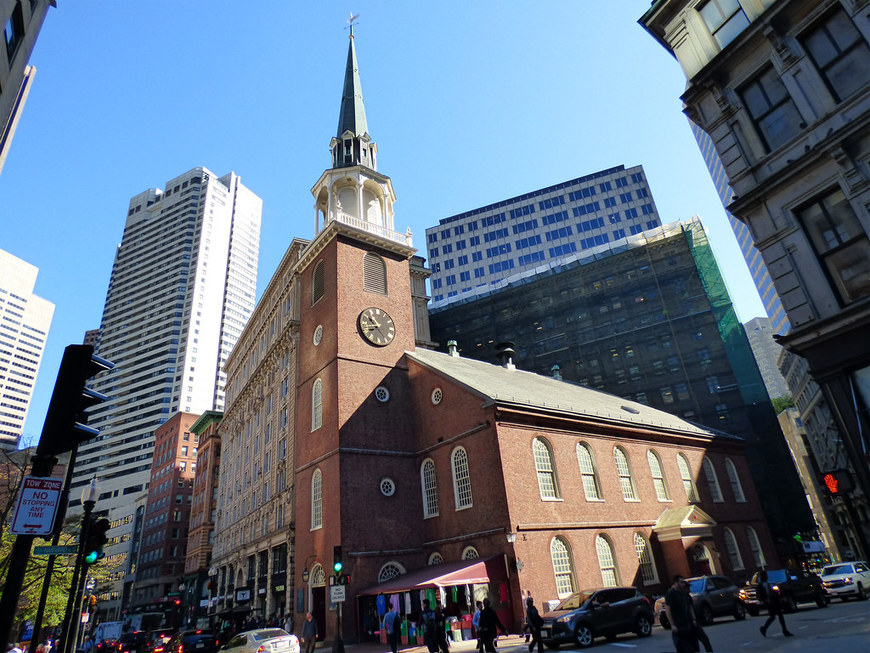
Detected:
[
  {"left": 336, "top": 35, "right": 368, "bottom": 139},
  {"left": 406, "top": 348, "right": 731, "bottom": 439}
]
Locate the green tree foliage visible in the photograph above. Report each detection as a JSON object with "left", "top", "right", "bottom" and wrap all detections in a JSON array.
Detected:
[{"left": 771, "top": 395, "right": 795, "bottom": 414}]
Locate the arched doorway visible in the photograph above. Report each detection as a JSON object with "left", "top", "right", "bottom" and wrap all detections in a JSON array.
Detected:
[
  {"left": 690, "top": 543, "right": 716, "bottom": 576},
  {"left": 309, "top": 564, "right": 326, "bottom": 640}
]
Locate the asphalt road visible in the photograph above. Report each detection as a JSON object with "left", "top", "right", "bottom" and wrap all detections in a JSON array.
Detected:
[{"left": 494, "top": 598, "right": 869, "bottom": 652}]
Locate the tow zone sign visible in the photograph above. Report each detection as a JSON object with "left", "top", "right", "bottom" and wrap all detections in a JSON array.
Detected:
[{"left": 11, "top": 476, "right": 63, "bottom": 535}]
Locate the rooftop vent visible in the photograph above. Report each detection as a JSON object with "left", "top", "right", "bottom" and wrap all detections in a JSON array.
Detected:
[
  {"left": 551, "top": 364, "right": 562, "bottom": 381},
  {"left": 447, "top": 340, "right": 460, "bottom": 358},
  {"left": 495, "top": 342, "right": 516, "bottom": 370}
]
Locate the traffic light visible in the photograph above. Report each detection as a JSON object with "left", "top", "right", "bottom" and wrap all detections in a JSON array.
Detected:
[
  {"left": 83, "top": 518, "right": 111, "bottom": 565},
  {"left": 333, "top": 545, "right": 343, "bottom": 574},
  {"left": 38, "top": 344, "right": 114, "bottom": 457}
]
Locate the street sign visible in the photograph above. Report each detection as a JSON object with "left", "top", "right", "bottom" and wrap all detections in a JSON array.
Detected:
[
  {"left": 10, "top": 476, "right": 64, "bottom": 535},
  {"left": 33, "top": 544, "right": 79, "bottom": 556},
  {"left": 329, "top": 585, "right": 346, "bottom": 603}
]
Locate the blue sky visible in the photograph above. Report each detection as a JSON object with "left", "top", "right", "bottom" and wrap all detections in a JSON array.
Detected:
[{"left": 1, "top": 1, "right": 766, "bottom": 446}]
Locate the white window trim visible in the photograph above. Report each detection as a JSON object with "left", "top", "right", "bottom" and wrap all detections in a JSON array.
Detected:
[
  {"left": 311, "top": 469, "right": 322, "bottom": 531},
  {"left": 421, "top": 458, "right": 439, "bottom": 518},
  {"left": 451, "top": 446, "right": 473, "bottom": 510},
  {"left": 311, "top": 378, "right": 323, "bottom": 431}
]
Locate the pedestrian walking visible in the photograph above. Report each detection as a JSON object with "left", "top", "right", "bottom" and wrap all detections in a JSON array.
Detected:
[
  {"left": 757, "top": 570, "right": 793, "bottom": 638},
  {"left": 383, "top": 605, "right": 400, "bottom": 653},
  {"left": 301, "top": 612, "right": 318, "bottom": 653},
  {"left": 433, "top": 601, "right": 449, "bottom": 653},
  {"left": 472, "top": 601, "right": 483, "bottom": 652},
  {"left": 525, "top": 598, "right": 544, "bottom": 653},
  {"left": 477, "top": 599, "right": 507, "bottom": 653},
  {"left": 418, "top": 599, "right": 439, "bottom": 653},
  {"left": 664, "top": 576, "right": 698, "bottom": 653}
]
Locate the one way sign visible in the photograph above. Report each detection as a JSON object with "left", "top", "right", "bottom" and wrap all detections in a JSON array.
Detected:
[{"left": 11, "top": 476, "right": 63, "bottom": 535}]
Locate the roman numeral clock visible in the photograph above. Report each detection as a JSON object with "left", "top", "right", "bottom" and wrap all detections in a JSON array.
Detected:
[{"left": 358, "top": 307, "right": 395, "bottom": 347}]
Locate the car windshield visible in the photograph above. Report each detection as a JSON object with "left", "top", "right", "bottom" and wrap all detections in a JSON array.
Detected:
[
  {"left": 822, "top": 564, "right": 854, "bottom": 576},
  {"left": 554, "top": 590, "right": 595, "bottom": 610},
  {"left": 765, "top": 570, "right": 788, "bottom": 583},
  {"left": 252, "top": 630, "right": 288, "bottom": 641},
  {"left": 687, "top": 579, "right": 707, "bottom": 594}
]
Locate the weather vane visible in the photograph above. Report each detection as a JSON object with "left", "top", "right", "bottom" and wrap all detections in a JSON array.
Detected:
[{"left": 347, "top": 12, "right": 360, "bottom": 37}]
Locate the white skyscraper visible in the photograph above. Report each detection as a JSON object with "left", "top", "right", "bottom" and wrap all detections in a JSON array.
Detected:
[
  {"left": 0, "top": 248, "right": 54, "bottom": 450},
  {"left": 70, "top": 167, "right": 261, "bottom": 613}
]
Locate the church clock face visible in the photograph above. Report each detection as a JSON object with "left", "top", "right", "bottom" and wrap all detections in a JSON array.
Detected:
[{"left": 358, "top": 307, "right": 395, "bottom": 347}]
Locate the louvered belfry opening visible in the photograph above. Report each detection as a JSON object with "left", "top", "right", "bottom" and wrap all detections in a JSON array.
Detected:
[
  {"left": 312, "top": 260, "right": 325, "bottom": 305},
  {"left": 363, "top": 252, "right": 387, "bottom": 294}
]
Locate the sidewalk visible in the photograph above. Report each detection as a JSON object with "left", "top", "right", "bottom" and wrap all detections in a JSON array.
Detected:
[{"left": 337, "top": 634, "right": 528, "bottom": 653}]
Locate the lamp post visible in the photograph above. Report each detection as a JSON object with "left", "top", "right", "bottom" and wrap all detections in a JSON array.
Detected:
[{"left": 60, "top": 478, "right": 100, "bottom": 653}]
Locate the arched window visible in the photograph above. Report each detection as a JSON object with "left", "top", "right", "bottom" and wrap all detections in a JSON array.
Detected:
[
  {"left": 723, "top": 527, "right": 744, "bottom": 570},
  {"left": 311, "top": 260, "right": 325, "bottom": 305},
  {"left": 428, "top": 552, "right": 443, "bottom": 566},
  {"left": 576, "top": 443, "right": 602, "bottom": 500},
  {"left": 595, "top": 535, "right": 619, "bottom": 587},
  {"left": 702, "top": 457, "right": 723, "bottom": 502},
  {"left": 614, "top": 447, "right": 638, "bottom": 500},
  {"left": 677, "top": 454, "right": 699, "bottom": 502},
  {"left": 533, "top": 438, "right": 560, "bottom": 499},
  {"left": 421, "top": 459, "right": 439, "bottom": 518},
  {"left": 309, "top": 564, "right": 325, "bottom": 586},
  {"left": 634, "top": 532, "right": 659, "bottom": 584},
  {"left": 461, "top": 546, "right": 479, "bottom": 560},
  {"left": 378, "top": 562, "right": 406, "bottom": 583},
  {"left": 647, "top": 450, "right": 670, "bottom": 501},
  {"left": 746, "top": 526, "right": 766, "bottom": 568},
  {"left": 725, "top": 458, "right": 746, "bottom": 502},
  {"left": 550, "top": 537, "right": 575, "bottom": 598},
  {"left": 363, "top": 252, "right": 387, "bottom": 294},
  {"left": 451, "top": 447, "right": 473, "bottom": 510},
  {"left": 311, "top": 379, "right": 323, "bottom": 431},
  {"left": 311, "top": 469, "right": 322, "bottom": 530}
]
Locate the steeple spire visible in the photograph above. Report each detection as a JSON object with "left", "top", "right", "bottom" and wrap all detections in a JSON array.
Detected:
[{"left": 333, "top": 16, "right": 373, "bottom": 169}]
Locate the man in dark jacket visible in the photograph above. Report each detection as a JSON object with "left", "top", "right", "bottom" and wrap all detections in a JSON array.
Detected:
[
  {"left": 477, "top": 599, "right": 507, "bottom": 653},
  {"left": 301, "top": 613, "right": 318, "bottom": 653},
  {"left": 525, "top": 598, "right": 544, "bottom": 653}
]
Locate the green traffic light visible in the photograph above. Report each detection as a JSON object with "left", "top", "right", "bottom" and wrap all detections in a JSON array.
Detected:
[
  {"left": 333, "top": 561, "right": 343, "bottom": 573},
  {"left": 84, "top": 551, "right": 99, "bottom": 564}
]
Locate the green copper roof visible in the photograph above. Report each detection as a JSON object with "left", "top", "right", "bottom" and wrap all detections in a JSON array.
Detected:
[{"left": 336, "top": 35, "right": 368, "bottom": 138}]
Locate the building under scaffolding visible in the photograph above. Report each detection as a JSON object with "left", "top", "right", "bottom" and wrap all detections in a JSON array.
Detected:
[{"left": 429, "top": 219, "right": 815, "bottom": 553}]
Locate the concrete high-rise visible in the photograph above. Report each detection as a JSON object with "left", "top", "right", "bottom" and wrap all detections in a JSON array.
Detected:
[
  {"left": 0, "top": 0, "right": 53, "bottom": 173},
  {"left": 71, "top": 167, "right": 261, "bottom": 614},
  {"left": 743, "top": 317, "right": 789, "bottom": 400},
  {"left": 0, "top": 248, "right": 54, "bottom": 450},
  {"left": 425, "top": 165, "right": 662, "bottom": 306}
]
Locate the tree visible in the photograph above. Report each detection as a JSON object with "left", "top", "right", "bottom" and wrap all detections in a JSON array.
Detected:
[{"left": 771, "top": 395, "right": 795, "bottom": 414}]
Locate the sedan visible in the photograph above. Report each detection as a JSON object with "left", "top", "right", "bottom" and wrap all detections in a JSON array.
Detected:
[
  {"left": 820, "top": 561, "right": 870, "bottom": 601},
  {"left": 655, "top": 575, "right": 746, "bottom": 628},
  {"left": 222, "top": 629, "right": 300, "bottom": 653}
]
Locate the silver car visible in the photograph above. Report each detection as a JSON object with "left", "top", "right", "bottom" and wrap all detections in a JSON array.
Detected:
[
  {"left": 222, "top": 629, "right": 300, "bottom": 653},
  {"left": 655, "top": 575, "right": 746, "bottom": 628}
]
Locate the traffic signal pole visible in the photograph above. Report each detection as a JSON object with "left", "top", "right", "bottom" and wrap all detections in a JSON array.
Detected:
[{"left": 59, "top": 504, "right": 94, "bottom": 653}]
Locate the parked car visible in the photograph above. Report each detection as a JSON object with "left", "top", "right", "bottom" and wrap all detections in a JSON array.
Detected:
[
  {"left": 95, "top": 639, "right": 118, "bottom": 653},
  {"left": 149, "top": 629, "right": 175, "bottom": 653},
  {"left": 221, "top": 629, "right": 300, "bottom": 653},
  {"left": 820, "top": 561, "right": 870, "bottom": 601},
  {"left": 654, "top": 575, "right": 746, "bottom": 628},
  {"left": 540, "top": 587, "right": 654, "bottom": 649},
  {"left": 118, "top": 632, "right": 150, "bottom": 653},
  {"left": 165, "top": 631, "right": 220, "bottom": 653},
  {"left": 738, "top": 568, "right": 827, "bottom": 615}
]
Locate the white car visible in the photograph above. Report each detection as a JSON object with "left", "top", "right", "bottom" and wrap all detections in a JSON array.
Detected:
[
  {"left": 820, "top": 561, "right": 870, "bottom": 601},
  {"left": 222, "top": 629, "right": 300, "bottom": 653}
]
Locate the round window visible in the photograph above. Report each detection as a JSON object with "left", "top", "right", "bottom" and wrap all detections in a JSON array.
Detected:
[
  {"left": 431, "top": 388, "right": 443, "bottom": 405},
  {"left": 313, "top": 324, "right": 323, "bottom": 346},
  {"left": 375, "top": 386, "right": 390, "bottom": 402},
  {"left": 380, "top": 477, "right": 396, "bottom": 497}
]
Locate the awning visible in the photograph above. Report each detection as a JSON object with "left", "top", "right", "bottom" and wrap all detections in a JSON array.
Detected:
[{"left": 358, "top": 556, "right": 501, "bottom": 596}]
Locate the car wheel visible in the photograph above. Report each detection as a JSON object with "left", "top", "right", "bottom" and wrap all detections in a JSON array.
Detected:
[
  {"left": 734, "top": 601, "right": 746, "bottom": 621},
  {"left": 574, "top": 624, "right": 594, "bottom": 649},
  {"left": 659, "top": 614, "right": 671, "bottom": 630},
  {"left": 858, "top": 583, "right": 868, "bottom": 601},
  {"left": 699, "top": 604, "right": 714, "bottom": 626},
  {"left": 634, "top": 615, "right": 653, "bottom": 638},
  {"left": 783, "top": 595, "right": 798, "bottom": 613}
]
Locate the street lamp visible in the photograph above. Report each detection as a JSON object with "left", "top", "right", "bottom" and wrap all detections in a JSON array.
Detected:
[{"left": 82, "top": 477, "right": 101, "bottom": 506}]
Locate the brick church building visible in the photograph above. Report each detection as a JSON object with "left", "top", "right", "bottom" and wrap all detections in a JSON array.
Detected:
[{"left": 211, "top": 29, "right": 779, "bottom": 644}]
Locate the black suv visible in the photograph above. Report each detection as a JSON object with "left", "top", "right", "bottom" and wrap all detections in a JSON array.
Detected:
[
  {"left": 738, "top": 569, "right": 827, "bottom": 614},
  {"left": 165, "top": 631, "right": 220, "bottom": 653},
  {"left": 118, "top": 632, "right": 149, "bottom": 653},
  {"left": 540, "top": 587, "right": 654, "bottom": 649}
]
